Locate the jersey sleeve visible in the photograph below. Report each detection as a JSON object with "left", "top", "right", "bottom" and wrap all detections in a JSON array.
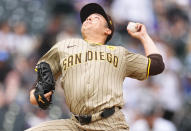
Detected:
[
  {"left": 36, "top": 43, "right": 61, "bottom": 80},
  {"left": 125, "top": 50, "right": 150, "bottom": 80}
]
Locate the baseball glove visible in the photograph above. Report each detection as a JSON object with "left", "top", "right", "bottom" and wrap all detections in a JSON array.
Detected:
[{"left": 34, "top": 62, "right": 55, "bottom": 110}]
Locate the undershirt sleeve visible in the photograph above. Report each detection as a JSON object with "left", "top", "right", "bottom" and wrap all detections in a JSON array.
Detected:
[{"left": 147, "top": 54, "right": 165, "bottom": 76}]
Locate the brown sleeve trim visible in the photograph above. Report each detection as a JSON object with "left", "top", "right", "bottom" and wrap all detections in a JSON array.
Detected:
[{"left": 147, "top": 54, "right": 165, "bottom": 76}]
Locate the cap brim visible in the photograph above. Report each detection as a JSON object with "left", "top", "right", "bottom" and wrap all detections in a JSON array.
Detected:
[{"left": 80, "top": 3, "right": 108, "bottom": 24}]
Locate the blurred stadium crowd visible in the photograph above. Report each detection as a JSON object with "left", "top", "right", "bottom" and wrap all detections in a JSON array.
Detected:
[{"left": 0, "top": 0, "right": 191, "bottom": 131}]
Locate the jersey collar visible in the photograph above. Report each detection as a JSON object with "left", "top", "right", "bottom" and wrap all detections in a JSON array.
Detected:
[{"left": 84, "top": 39, "right": 104, "bottom": 45}]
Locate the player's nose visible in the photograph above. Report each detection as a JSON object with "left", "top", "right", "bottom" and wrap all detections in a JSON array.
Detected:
[{"left": 87, "top": 16, "right": 92, "bottom": 21}]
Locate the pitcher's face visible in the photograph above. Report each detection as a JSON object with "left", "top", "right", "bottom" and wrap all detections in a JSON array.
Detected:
[{"left": 81, "top": 13, "right": 109, "bottom": 37}]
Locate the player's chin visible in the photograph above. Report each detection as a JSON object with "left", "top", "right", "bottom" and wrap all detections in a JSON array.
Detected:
[{"left": 81, "top": 26, "right": 91, "bottom": 34}]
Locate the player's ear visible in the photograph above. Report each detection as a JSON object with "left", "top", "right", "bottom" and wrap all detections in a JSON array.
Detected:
[{"left": 104, "top": 28, "right": 112, "bottom": 36}]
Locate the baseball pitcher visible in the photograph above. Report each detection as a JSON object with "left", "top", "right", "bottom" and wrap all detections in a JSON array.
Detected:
[{"left": 26, "top": 3, "right": 165, "bottom": 131}]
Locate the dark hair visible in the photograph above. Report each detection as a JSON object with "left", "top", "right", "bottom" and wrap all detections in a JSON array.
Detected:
[{"left": 105, "top": 15, "right": 114, "bottom": 43}]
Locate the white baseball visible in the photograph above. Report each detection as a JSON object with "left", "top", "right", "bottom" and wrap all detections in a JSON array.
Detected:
[{"left": 127, "top": 22, "right": 138, "bottom": 33}]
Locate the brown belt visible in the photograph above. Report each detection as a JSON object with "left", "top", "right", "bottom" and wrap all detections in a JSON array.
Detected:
[{"left": 73, "top": 106, "right": 121, "bottom": 125}]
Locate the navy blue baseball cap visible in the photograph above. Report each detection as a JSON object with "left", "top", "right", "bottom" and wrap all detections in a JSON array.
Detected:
[{"left": 80, "top": 3, "right": 114, "bottom": 43}]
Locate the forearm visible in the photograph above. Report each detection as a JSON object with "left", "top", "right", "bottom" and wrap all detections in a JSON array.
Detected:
[
  {"left": 139, "top": 32, "right": 165, "bottom": 75},
  {"left": 30, "top": 89, "right": 38, "bottom": 105},
  {"left": 140, "top": 34, "right": 160, "bottom": 56}
]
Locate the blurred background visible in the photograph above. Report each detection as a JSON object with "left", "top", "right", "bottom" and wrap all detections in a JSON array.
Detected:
[{"left": 0, "top": 0, "right": 191, "bottom": 131}]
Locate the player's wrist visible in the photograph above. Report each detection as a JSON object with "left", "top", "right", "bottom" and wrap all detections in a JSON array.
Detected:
[
  {"left": 139, "top": 33, "right": 150, "bottom": 44},
  {"left": 30, "top": 89, "right": 38, "bottom": 105}
]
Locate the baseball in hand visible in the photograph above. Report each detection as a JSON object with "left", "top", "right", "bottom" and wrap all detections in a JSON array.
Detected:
[{"left": 127, "top": 22, "right": 138, "bottom": 33}]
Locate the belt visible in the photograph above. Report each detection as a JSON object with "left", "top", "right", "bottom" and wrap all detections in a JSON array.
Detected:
[{"left": 74, "top": 106, "right": 121, "bottom": 125}]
